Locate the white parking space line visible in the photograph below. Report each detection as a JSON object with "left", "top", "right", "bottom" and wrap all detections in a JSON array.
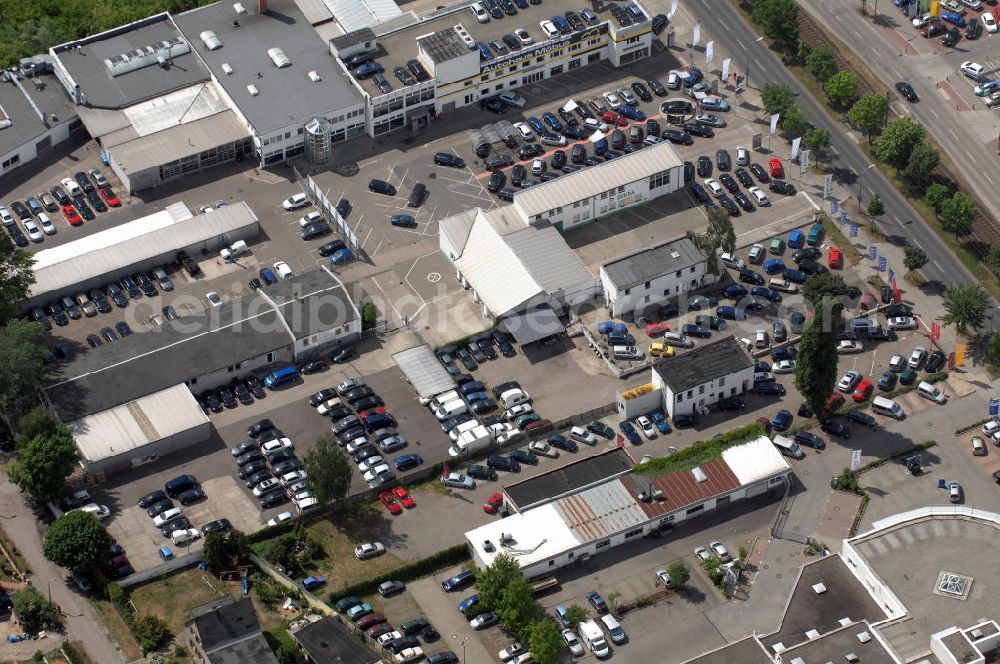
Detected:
[
  {"left": 927, "top": 107, "right": 939, "bottom": 119},
  {"left": 985, "top": 172, "right": 995, "bottom": 185}
]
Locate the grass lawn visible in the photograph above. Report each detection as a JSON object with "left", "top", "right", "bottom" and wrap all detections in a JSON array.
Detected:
[
  {"left": 817, "top": 214, "right": 862, "bottom": 265},
  {"left": 90, "top": 598, "right": 144, "bottom": 661},
  {"left": 128, "top": 568, "right": 243, "bottom": 636}
]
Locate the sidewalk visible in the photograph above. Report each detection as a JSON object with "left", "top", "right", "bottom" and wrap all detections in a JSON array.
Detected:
[{"left": 0, "top": 478, "right": 129, "bottom": 664}]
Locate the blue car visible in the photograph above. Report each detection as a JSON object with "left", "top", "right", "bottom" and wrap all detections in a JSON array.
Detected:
[
  {"left": 394, "top": 453, "right": 423, "bottom": 471},
  {"left": 477, "top": 42, "right": 492, "bottom": 60},
  {"left": 787, "top": 229, "right": 804, "bottom": 248},
  {"left": 715, "top": 305, "right": 745, "bottom": 321},
  {"left": 751, "top": 286, "right": 782, "bottom": 302},
  {"left": 542, "top": 112, "right": 563, "bottom": 132},
  {"left": 597, "top": 321, "right": 626, "bottom": 335},
  {"left": 527, "top": 116, "right": 546, "bottom": 134},
  {"left": 551, "top": 14, "right": 571, "bottom": 33},
  {"left": 442, "top": 570, "right": 476, "bottom": 592},
  {"left": 722, "top": 283, "right": 748, "bottom": 299},
  {"left": 650, "top": 411, "right": 671, "bottom": 433},
  {"left": 617, "top": 104, "right": 646, "bottom": 121},
  {"left": 258, "top": 267, "right": 277, "bottom": 285},
  {"left": 458, "top": 594, "right": 479, "bottom": 613},
  {"left": 771, "top": 409, "right": 792, "bottom": 431},
  {"left": 763, "top": 258, "right": 786, "bottom": 275},
  {"left": 465, "top": 391, "right": 490, "bottom": 403},
  {"left": 330, "top": 248, "right": 352, "bottom": 265},
  {"left": 700, "top": 97, "right": 730, "bottom": 112},
  {"left": 684, "top": 67, "right": 703, "bottom": 87},
  {"left": 941, "top": 11, "right": 966, "bottom": 27},
  {"left": 619, "top": 421, "right": 640, "bottom": 444},
  {"left": 303, "top": 575, "right": 326, "bottom": 592}
]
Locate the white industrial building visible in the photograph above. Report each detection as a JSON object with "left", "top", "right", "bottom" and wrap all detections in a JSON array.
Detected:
[
  {"left": 24, "top": 201, "right": 260, "bottom": 311},
  {"left": 465, "top": 437, "right": 791, "bottom": 578},
  {"left": 68, "top": 384, "right": 210, "bottom": 477},
  {"left": 600, "top": 236, "right": 711, "bottom": 317}
]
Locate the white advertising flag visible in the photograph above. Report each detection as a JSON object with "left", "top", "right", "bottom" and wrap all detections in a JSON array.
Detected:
[
  {"left": 668, "top": 0, "right": 678, "bottom": 19},
  {"left": 769, "top": 113, "right": 780, "bottom": 134},
  {"left": 705, "top": 40, "right": 714, "bottom": 64},
  {"left": 692, "top": 24, "right": 700, "bottom": 47},
  {"left": 791, "top": 137, "right": 801, "bottom": 159},
  {"left": 721, "top": 58, "right": 731, "bottom": 81}
]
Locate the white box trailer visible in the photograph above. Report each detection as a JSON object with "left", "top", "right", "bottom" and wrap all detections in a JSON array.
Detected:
[{"left": 449, "top": 425, "right": 491, "bottom": 458}]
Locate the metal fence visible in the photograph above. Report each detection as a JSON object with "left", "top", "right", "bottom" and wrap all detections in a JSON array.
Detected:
[{"left": 292, "top": 166, "right": 360, "bottom": 252}]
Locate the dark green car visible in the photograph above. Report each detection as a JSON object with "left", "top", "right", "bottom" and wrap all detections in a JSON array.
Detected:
[
  {"left": 400, "top": 618, "right": 430, "bottom": 635},
  {"left": 900, "top": 369, "right": 917, "bottom": 386},
  {"left": 587, "top": 420, "right": 614, "bottom": 439},
  {"left": 466, "top": 465, "right": 497, "bottom": 481},
  {"left": 335, "top": 595, "right": 361, "bottom": 613},
  {"left": 510, "top": 449, "right": 539, "bottom": 465}
]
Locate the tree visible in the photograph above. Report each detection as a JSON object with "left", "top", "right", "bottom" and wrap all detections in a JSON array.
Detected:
[
  {"left": 803, "top": 127, "right": 832, "bottom": 154},
  {"left": 130, "top": 613, "right": 168, "bottom": 652},
  {"left": 693, "top": 232, "right": 720, "bottom": 276},
  {"left": 801, "top": 273, "right": 849, "bottom": 308},
  {"left": 667, "top": 562, "right": 690, "bottom": 590},
  {"left": 848, "top": 93, "right": 890, "bottom": 143},
  {"left": 904, "top": 245, "right": 929, "bottom": 272},
  {"left": 781, "top": 105, "right": 810, "bottom": 138},
  {"left": 0, "top": 319, "right": 49, "bottom": 427},
  {"left": 302, "top": 434, "right": 352, "bottom": 506},
  {"left": 805, "top": 46, "right": 838, "bottom": 82},
  {"left": 988, "top": 247, "right": 1000, "bottom": 275},
  {"left": 707, "top": 208, "right": 736, "bottom": 254},
  {"left": 794, "top": 297, "right": 841, "bottom": 420},
  {"left": 941, "top": 283, "right": 990, "bottom": 332},
  {"left": 203, "top": 530, "right": 249, "bottom": 576},
  {"left": 761, "top": 83, "right": 796, "bottom": 117},
  {"left": 18, "top": 407, "right": 57, "bottom": 440},
  {"left": 904, "top": 143, "right": 940, "bottom": 186},
  {"left": 43, "top": 510, "right": 110, "bottom": 573},
  {"left": 873, "top": 117, "right": 925, "bottom": 169},
  {"left": 476, "top": 553, "right": 523, "bottom": 613},
  {"left": 7, "top": 426, "right": 79, "bottom": 504},
  {"left": 988, "top": 332, "right": 1000, "bottom": 364},
  {"left": 825, "top": 71, "right": 859, "bottom": 108},
  {"left": 939, "top": 191, "right": 976, "bottom": 234},
  {"left": 0, "top": 232, "right": 36, "bottom": 325},
  {"left": 923, "top": 183, "right": 950, "bottom": 211},
  {"left": 361, "top": 303, "right": 378, "bottom": 330},
  {"left": 497, "top": 576, "right": 538, "bottom": 637},
  {"left": 564, "top": 604, "right": 588, "bottom": 628},
  {"left": 752, "top": 0, "right": 800, "bottom": 43},
  {"left": 12, "top": 586, "right": 59, "bottom": 632},
  {"left": 797, "top": 41, "right": 811, "bottom": 62},
  {"left": 528, "top": 619, "right": 564, "bottom": 664},
  {"left": 867, "top": 193, "right": 885, "bottom": 217}
]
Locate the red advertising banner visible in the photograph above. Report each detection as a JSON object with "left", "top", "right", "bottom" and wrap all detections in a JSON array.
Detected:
[{"left": 931, "top": 322, "right": 941, "bottom": 342}]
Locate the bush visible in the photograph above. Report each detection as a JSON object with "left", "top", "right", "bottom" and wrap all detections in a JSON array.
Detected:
[
  {"left": 129, "top": 613, "right": 168, "bottom": 652},
  {"left": 361, "top": 303, "right": 378, "bottom": 330},
  {"left": 330, "top": 544, "right": 469, "bottom": 602}
]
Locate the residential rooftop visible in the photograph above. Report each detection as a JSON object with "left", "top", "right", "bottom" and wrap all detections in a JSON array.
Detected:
[
  {"left": 653, "top": 335, "right": 754, "bottom": 393},
  {"left": 0, "top": 68, "right": 77, "bottom": 158},
  {"left": 291, "top": 615, "right": 382, "bottom": 664},
  {"left": 602, "top": 236, "right": 706, "bottom": 291}
]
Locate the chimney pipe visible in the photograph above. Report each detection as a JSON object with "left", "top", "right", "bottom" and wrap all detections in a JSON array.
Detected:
[{"left": 257, "top": 0, "right": 267, "bottom": 13}]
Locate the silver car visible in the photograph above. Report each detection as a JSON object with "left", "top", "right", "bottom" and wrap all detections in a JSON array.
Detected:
[{"left": 441, "top": 472, "right": 475, "bottom": 490}]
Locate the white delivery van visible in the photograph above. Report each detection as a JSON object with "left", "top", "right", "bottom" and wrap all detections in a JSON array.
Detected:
[
  {"left": 219, "top": 240, "right": 249, "bottom": 261},
  {"left": 430, "top": 390, "right": 460, "bottom": 410},
  {"left": 579, "top": 620, "right": 610, "bottom": 658},
  {"left": 772, "top": 435, "right": 805, "bottom": 460},
  {"left": 434, "top": 399, "right": 468, "bottom": 421},
  {"left": 448, "top": 419, "right": 481, "bottom": 442},
  {"left": 500, "top": 388, "right": 531, "bottom": 409},
  {"left": 871, "top": 396, "right": 904, "bottom": 419},
  {"left": 600, "top": 614, "right": 626, "bottom": 645}
]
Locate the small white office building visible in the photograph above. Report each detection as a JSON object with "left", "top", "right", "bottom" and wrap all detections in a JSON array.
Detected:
[
  {"left": 600, "top": 236, "right": 710, "bottom": 317},
  {"left": 648, "top": 336, "right": 755, "bottom": 418}
]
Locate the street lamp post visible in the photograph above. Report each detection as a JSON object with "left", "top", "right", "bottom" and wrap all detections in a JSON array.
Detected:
[
  {"left": 743, "top": 36, "right": 764, "bottom": 91},
  {"left": 47, "top": 577, "right": 59, "bottom": 605},
  {"left": 452, "top": 635, "right": 469, "bottom": 664}
]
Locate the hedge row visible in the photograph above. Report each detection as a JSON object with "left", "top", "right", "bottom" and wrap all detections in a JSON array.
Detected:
[
  {"left": 635, "top": 423, "right": 766, "bottom": 477},
  {"left": 329, "top": 544, "right": 469, "bottom": 601}
]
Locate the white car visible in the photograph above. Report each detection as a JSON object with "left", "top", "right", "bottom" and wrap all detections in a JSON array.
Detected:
[
  {"left": 704, "top": 178, "right": 724, "bottom": 197},
  {"left": 61, "top": 177, "right": 82, "bottom": 196},
  {"left": 531, "top": 158, "right": 546, "bottom": 175},
  {"left": 887, "top": 316, "right": 916, "bottom": 330},
  {"left": 378, "top": 630, "right": 403, "bottom": 647},
  {"left": 363, "top": 464, "right": 391, "bottom": 482},
  {"left": 912, "top": 12, "right": 932, "bottom": 27},
  {"left": 837, "top": 370, "right": 862, "bottom": 393},
  {"left": 837, "top": 339, "right": 864, "bottom": 354},
  {"left": 709, "top": 541, "right": 731, "bottom": 561},
  {"left": 395, "top": 647, "right": 423, "bottom": 664},
  {"left": 984, "top": 12, "right": 998, "bottom": 33},
  {"left": 355, "top": 541, "right": 386, "bottom": 559},
  {"left": 754, "top": 329, "right": 769, "bottom": 348},
  {"left": 748, "top": 186, "right": 770, "bottom": 206},
  {"left": 274, "top": 261, "right": 294, "bottom": 280},
  {"left": 206, "top": 291, "right": 223, "bottom": 307},
  {"left": 266, "top": 511, "right": 293, "bottom": 527},
  {"left": 636, "top": 415, "right": 657, "bottom": 439},
  {"left": 357, "top": 456, "right": 385, "bottom": 473},
  {"left": 656, "top": 569, "right": 673, "bottom": 588},
  {"left": 75, "top": 503, "right": 111, "bottom": 520},
  {"left": 772, "top": 359, "right": 796, "bottom": 374},
  {"left": 666, "top": 70, "right": 681, "bottom": 89},
  {"left": 171, "top": 528, "right": 201, "bottom": 546},
  {"left": 262, "top": 438, "right": 294, "bottom": 455},
  {"left": 22, "top": 219, "right": 43, "bottom": 242},
  {"left": 316, "top": 398, "right": 342, "bottom": 415},
  {"left": 0, "top": 205, "right": 13, "bottom": 226},
  {"left": 909, "top": 346, "right": 927, "bottom": 369},
  {"left": 499, "top": 91, "right": 526, "bottom": 108},
  {"left": 528, "top": 440, "right": 559, "bottom": 457},
  {"left": 961, "top": 61, "right": 985, "bottom": 79},
  {"left": 562, "top": 629, "right": 584, "bottom": 656},
  {"left": 583, "top": 117, "right": 610, "bottom": 132},
  {"left": 514, "top": 29, "right": 533, "bottom": 46},
  {"left": 153, "top": 507, "right": 182, "bottom": 527},
  {"left": 299, "top": 211, "right": 323, "bottom": 227},
  {"left": 540, "top": 20, "right": 559, "bottom": 38},
  {"left": 279, "top": 471, "right": 307, "bottom": 486},
  {"left": 37, "top": 213, "right": 56, "bottom": 235},
  {"left": 748, "top": 243, "right": 765, "bottom": 263},
  {"left": 695, "top": 546, "right": 713, "bottom": 562},
  {"left": 506, "top": 403, "right": 533, "bottom": 420},
  {"left": 982, "top": 420, "right": 1000, "bottom": 437},
  {"left": 499, "top": 642, "right": 526, "bottom": 662},
  {"left": 253, "top": 478, "right": 281, "bottom": 496},
  {"left": 282, "top": 192, "right": 309, "bottom": 210},
  {"left": 470, "top": 2, "right": 490, "bottom": 22},
  {"left": 292, "top": 489, "right": 314, "bottom": 505},
  {"left": 513, "top": 122, "right": 534, "bottom": 141},
  {"left": 736, "top": 146, "right": 749, "bottom": 165},
  {"left": 603, "top": 91, "right": 623, "bottom": 109}
]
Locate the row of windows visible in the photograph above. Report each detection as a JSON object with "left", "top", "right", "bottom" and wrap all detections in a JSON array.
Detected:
[
  {"left": 648, "top": 169, "right": 671, "bottom": 190},
  {"left": 676, "top": 385, "right": 737, "bottom": 403},
  {"left": 622, "top": 266, "right": 699, "bottom": 295},
  {"left": 1, "top": 154, "right": 20, "bottom": 169}
]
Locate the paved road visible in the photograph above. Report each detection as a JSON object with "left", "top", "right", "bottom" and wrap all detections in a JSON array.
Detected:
[
  {"left": 0, "top": 478, "right": 129, "bottom": 664},
  {"left": 675, "top": 0, "right": 991, "bottom": 314}
]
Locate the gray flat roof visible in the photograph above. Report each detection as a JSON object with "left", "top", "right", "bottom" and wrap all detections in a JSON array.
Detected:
[
  {"left": 174, "top": 0, "right": 364, "bottom": 134},
  {"left": 0, "top": 72, "right": 77, "bottom": 156},
  {"left": 189, "top": 598, "right": 262, "bottom": 652},
  {"left": 292, "top": 616, "right": 381, "bottom": 664},
  {"left": 53, "top": 14, "right": 210, "bottom": 109},
  {"left": 680, "top": 637, "right": 772, "bottom": 664},
  {"left": 654, "top": 336, "right": 753, "bottom": 394},
  {"left": 504, "top": 448, "right": 633, "bottom": 511},
  {"left": 417, "top": 28, "right": 468, "bottom": 64},
  {"left": 392, "top": 344, "right": 456, "bottom": 399},
  {"left": 762, "top": 555, "right": 886, "bottom": 653},
  {"left": 778, "top": 624, "right": 898, "bottom": 664},
  {"left": 263, "top": 267, "right": 360, "bottom": 339},
  {"left": 602, "top": 236, "right": 705, "bottom": 291}
]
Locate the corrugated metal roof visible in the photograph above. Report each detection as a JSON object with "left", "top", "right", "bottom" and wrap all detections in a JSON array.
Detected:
[
  {"left": 503, "top": 224, "right": 594, "bottom": 294},
  {"left": 70, "top": 384, "right": 208, "bottom": 464},
  {"left": 323, "top": 0, "right": 403, "bottom": 32},
  {"left": 111, "top": 110, "right": 250, "bottom": 173},
  {"left": 31, "top": 202, "right": 257, "bottom": 298},
  {"left": 504, "top": 449, "right": 634, "bottom": 510},
  {"left": 722, "top": 436, "right": 791, "bottom": 485},
  {"left": 439, "top": 207, "right": 478, "bottom": 260},
  {"left": 293, "top": 0, "right": 335, "bottom": 25},
  {"left": 392, "top": 344, "right": 456, "bottom": 399},
  {"left": 513, "top": 141, "right": 683, "bottom": 219},
  {"left": 73, "top": 105, "right": 132, "bottom": 139},
  {"left": 121, "top": 81, "right": 230, "bottom": 139},
  {"left": 625, "top": 455, "right": 741, "bottom": 519},
  {"left": 552, "top": 480, "right": 649, "bottom": 542}
]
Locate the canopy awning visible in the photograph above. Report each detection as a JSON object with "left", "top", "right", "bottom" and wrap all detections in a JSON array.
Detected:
[{"left": 499, "top": 306, "right": 565, "bottom": 345}]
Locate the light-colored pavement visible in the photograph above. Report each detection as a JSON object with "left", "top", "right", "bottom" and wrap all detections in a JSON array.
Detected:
[{"left": 0, "top": 477, "right": 129, "bottom": 664}]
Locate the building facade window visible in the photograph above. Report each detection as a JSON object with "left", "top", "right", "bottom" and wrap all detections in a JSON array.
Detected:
[
  {"left": 624, "top": 528, "right": 643, "bottom": 539},
  {"left": 648, "top": 169, "right": 671, "bottom": 189},
  {"left": 686, "top": 504, "right": 705, "bottom": 515},
  {"left": 595, "top": 539, "right": 610, "bottom": 549}
]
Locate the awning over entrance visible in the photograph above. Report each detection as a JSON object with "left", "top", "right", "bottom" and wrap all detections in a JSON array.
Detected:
[{"left": 499, "top": 306, "right": 565, "bottom": 345}]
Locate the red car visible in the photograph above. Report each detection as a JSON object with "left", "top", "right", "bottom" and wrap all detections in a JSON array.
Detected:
[
  {"left": 392, "top": 486, "right": 416, "bottom": 508},
  {"left": 524, "top": 418, "right": 550, "bottom": 431},
  {"left": 483, "top": 493, "right": 503, "bottom": 514},
  {"left": 645, "top": 321, "right": 670, "bottom": 336},
  {"left": 368, "top": 623, "right": 395, "bottom": 639},
  {"left": 828, "top": 247, "right": 842, "bottom": 269},
  {"left": 100, "top": 187, "right": 121, "bottom": 207},
  {"left": 600, "top": 111, "right": 629, "bottom": 127},
  {"left": 379, "top": 491, "right": 402, "bottom": 515},
  {"left": 355, "top": 613, "right": 386, "bottom": 630},
  {"left": 769, "top": 158, "right": 784, "bottom": 178},
  {"left": 825, "top": 392, "right": 845, "bottom": 412},
  {"left": 920, "top": 20, "right": 944, "bottom": 38},
  {"left": 852, "top": 378, "right": 873, "bottom": 403},
  {"left": 359, "top": 406, "right": 386, "bottom": 421},
  {"left": 62, "top": 205, "right": 82, "bottom": 226}
]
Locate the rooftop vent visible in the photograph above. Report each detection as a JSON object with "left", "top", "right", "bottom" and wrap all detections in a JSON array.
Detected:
[
  {"left": 222, "top": 63, "right": 233, "bottom": 75},
  {"left": 247, "top": 84, "right": 259, "bottom": 96},
  {"left": 200, "top": 31, "right": 223, "bottom": 50},
  {"left": 267, "top": 47, "right": 291, "bottom": 68},
  {"left": 670, "top": 251, "right": 680, "bottom": 259},
  {"left": 805, "top": 629, "right": 820, "bottom": 640},
  {"left": 970, "top": 628, "right": 984, "bottom": 639},
  {"left": 838, "top": 618, "right": 853, "bottom": 627},
  {"left": 104, "top": 38, "right": 190, "bottom": 77},
  {"left": 234, "top": 2, "right": 248, "bottom": 13},
  {"left": 790, "top": 658, "right": 806, "bottom": 664},
  {"left": 856, "top": 631, "right": 871, "bottom": 643},
  {"left": 307, "top": 70, "right": 321, "bottom": 82},
  {"left": 454, "top": 24, "right": 476, "bottom": 49},
  {"left": 812, "top": 582, "right": 827, "bottom": 594},
  {"left": 845, "top": 654, "right": 860, "bottom": 663},
  {"left": 691, "top": 467, "right": 707, "bottom": 483}
]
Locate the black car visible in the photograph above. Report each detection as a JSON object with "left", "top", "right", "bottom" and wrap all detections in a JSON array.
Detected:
[
  {"left": 684, "top": 122, "right": 714, "bottom": 138},
  {"left": 487, "top": 171, "right": 506, "bottom": 193},
  {"left": 246, "top": 377, "right": 266, "bottom": 399},
  {"left": 696, "top": 155, "right": 712, "bottom": 177},
  {"left": 749, "top": 163, "right": 770, "bottom": 182},
  {"left": 203, "top": 391, "right": 223, "bottom": 413},
  {"left": 683, "top": 161, "right": 694, "bottom": 182},
  {"left": 302, "top": 221, "right": 332, "bottom": 240},
  {"left": 794, "top": 430, "right": 826, "bottom": 450},
  {"left": 387, "top": 636, "right": 420, "bottom": 654},
  {"left": 237, "top": 449, "right": 265, "bottom": 467},
  {"left": 820, "top": 419, "right": 851, "bottom": 438},
  {"left": 661, "top": 129, "right": 693, "bottom": 145},
  {"left": 719, "top": 195, "right": 740, "bottom": 216},
  {"left": 631, "top": 81, "right": 652, "bottom": 102},
  {"left": 769, "top": 180, "right": 796, "bottom": 195},
  {"left": 894, "top": 81, "right": 918, "bottom": 103},
  {"left": 146, "top": 498, "right": 174, "bottom": 518},
  {"left": 407, "top": 59, "right": 430, "bottom": 82},
  {"left": 50, "top": 186, "right": 71, "bottom": 206},
  {"left": 510, "top": 164, "right": 527, "bottom": 187},
  {"left": 86, "top": 334, "right": 102, "bottom": 348},
  {"left": 105, "top": 283, "right": 128, "bottom": 307},
  {"left": 135, "top": 272, "right": 157, "bottom": 297},
  {"left": 647, "top": 78, "right": 667, "bottom": 96},
  {"left": 734, "top": 192, "right": 755, "bottom": 212},
  {"left": 798, "top": 258, "right": 827, "bottom": 275},
  {"left": 245, "top": 469, "right": 273, "bottom": 490},
  {"left": 718, "top": 397, "right": 747, "bottom": 411},
  {"left": 477, "top": 338, "right": 498, "bottom": 360},
  {"left": 76, "top": 201, "right": 95, "bottom": 220},
  {"left": 719, "top": 173, "right": 739, "bottom": 194},
  {"left": 941, "top": 28, "right": 960, "bottom": 47},
  {"left": 551, "top": 150, "right": 567, "bottom": 170},
  {"left": 661, "top": 99, "right": 693, "bottom": 114},
  {"left": 248, "top": 418, "right": 274, "bottom": 438},
  {"left": 689, "top": 182, "right": 710, "bottom": 203},
  {"left": 846, "top": 410, "right": 876, "bottom": 429},
  {"left": 716, "top": 149, "right": 731, "bottom": 171},
  {"left": 547, "top": 434, "right": 578, "bottom": 452},
  {"left": 202, "top": 519, "right": 232, "bottom": 536},
  {"left": 160, "top": 516, "right": 191, "bottom": 537},
  {"left": 651, "top": 13, "right": 669, "bottom": 34},
  {"left": 492, "top": 329, "right": 515, "bottom": 356},
  {"left": 87, "top": 190, "right": 107, "bottom": 213},
  {"left": 792, "top": 247, "right": 821, "bottom": 263},
  {"left": 46, "top": 303, "right": 68, "bottom": 326},
  {"left": 259, "top": 489, "right": 289, "bottom": 508},
  {"left": 332, "top": 345, "right": 356, "bottom": 363},
  {"left": 486, "top": 454, "right": 520, "bottom": 472},
  {"left": 319, "top": 239, "right": 347, "bottom": 257},
  {"left": 883, "top": 303, "right": 913, "bottom": 317},
  {"left": 735, "top": 168, "right": 754, "bottom": 188},
  {"left": 434, "top": 152, "right": 466, "bottom": 168},
  {"left": 739, "top": 269, "right": 764, "bottom": 285},
  {"left": 925, "top": 350, "right": 946, "bottom": 372},
  {"left": 394, "top": 66, "right": 416, "bottom": 85},
  {"left": 74, "top": 171, "right": 95, "bottom": 193},
  {"left": 674, "top": 413, "right": 698, "bottom": 427},
  {"left": 238, "top": 461, "right": 267, "bottom": 481},
  {"left": 218, "top": 386, "right": 237, "bottom": 409},
  {"left": 967, "top": 17, "right": 982, "bottom": 39},
  {"left": 137, "top": 490, "right": 168, "bottom": 509},
  {"left": 89, "top": 289, "right": 112, "bottom": 313},
  {"left": 517, "top": 143, "right": 545, "bottom": 161},
  {"left": 100, "top": 327, "right": 118, "bottom": 343},
  {"left": 8, "top": 224, "right": 28, "bottom": 247},
  {"left": 177, "top": 489, "right": 206, "bottom": 506},
  {"left": 233, "top": 382, "right": 253, "bottom": 404}
]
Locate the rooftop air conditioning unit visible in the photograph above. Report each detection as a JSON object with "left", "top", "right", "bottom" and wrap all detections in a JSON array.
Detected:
[
  {"left": 308, "top": 70, "right": 321, "bottom": 82},
  {"left": 856, "top": 632, "right": 871, "bottom": 643},
  {"left": 222, "top": 63, "right": 233, "bottom": 75},
  {"left": 652, "top": 489, "right": 664, "bottom": 500},
  {"left": 845, "top": 654, "right": 859, "bottom": 663},
  {"left": 671, "top": 251, "right": 680, "bottom": 259},
  {"left": 247, "top": 84, "right": 259, "bottom": 96}
]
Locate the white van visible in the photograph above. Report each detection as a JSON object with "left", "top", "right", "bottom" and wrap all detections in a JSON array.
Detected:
[
  {"left": 612, "top": 345, "right": 644, "bottom": 360},
  {"left": 569, "top": 426, "right": 598, "bottom": 445},
  {"left": 449, "top": 419, "right": 481, "bottom": 442},
  {"left": 434, "top": 399, "right": 468, "bottom": 421},
  {"left": 720, "top": 252, "right": 745, "bottom": 270},
  {"left": 871, "top": 396, "right": 904, "bottom": 419},
  {"left": 917, "top": 381, "right": 946, "bottom": 404},
  {"left": 430, "top": 390, "right": 460, "bottom": 410},
  {"left": 663, "top": 332, "right": 694, "bottom": 348},
  {"left": 500, "top": 388, "right": 531, "bottom": 409},
  {"left": 600, "top": 614, "right": 626, "bottom": 645},
  {"left": 772, "top": 435, "right": 805, "bottom": 460}
]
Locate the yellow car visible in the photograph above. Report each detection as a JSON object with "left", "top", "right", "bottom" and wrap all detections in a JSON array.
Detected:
[{"left": 647, "top": 343, "right": 675, "bottom": 358}]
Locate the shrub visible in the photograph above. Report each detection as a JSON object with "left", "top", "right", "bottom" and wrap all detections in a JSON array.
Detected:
[
  {"left": 129, "top": 613, "right": 168, "bottom": 652},
  {"left": 361, "top": 303, "right": 378, "bottom": 330}
]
